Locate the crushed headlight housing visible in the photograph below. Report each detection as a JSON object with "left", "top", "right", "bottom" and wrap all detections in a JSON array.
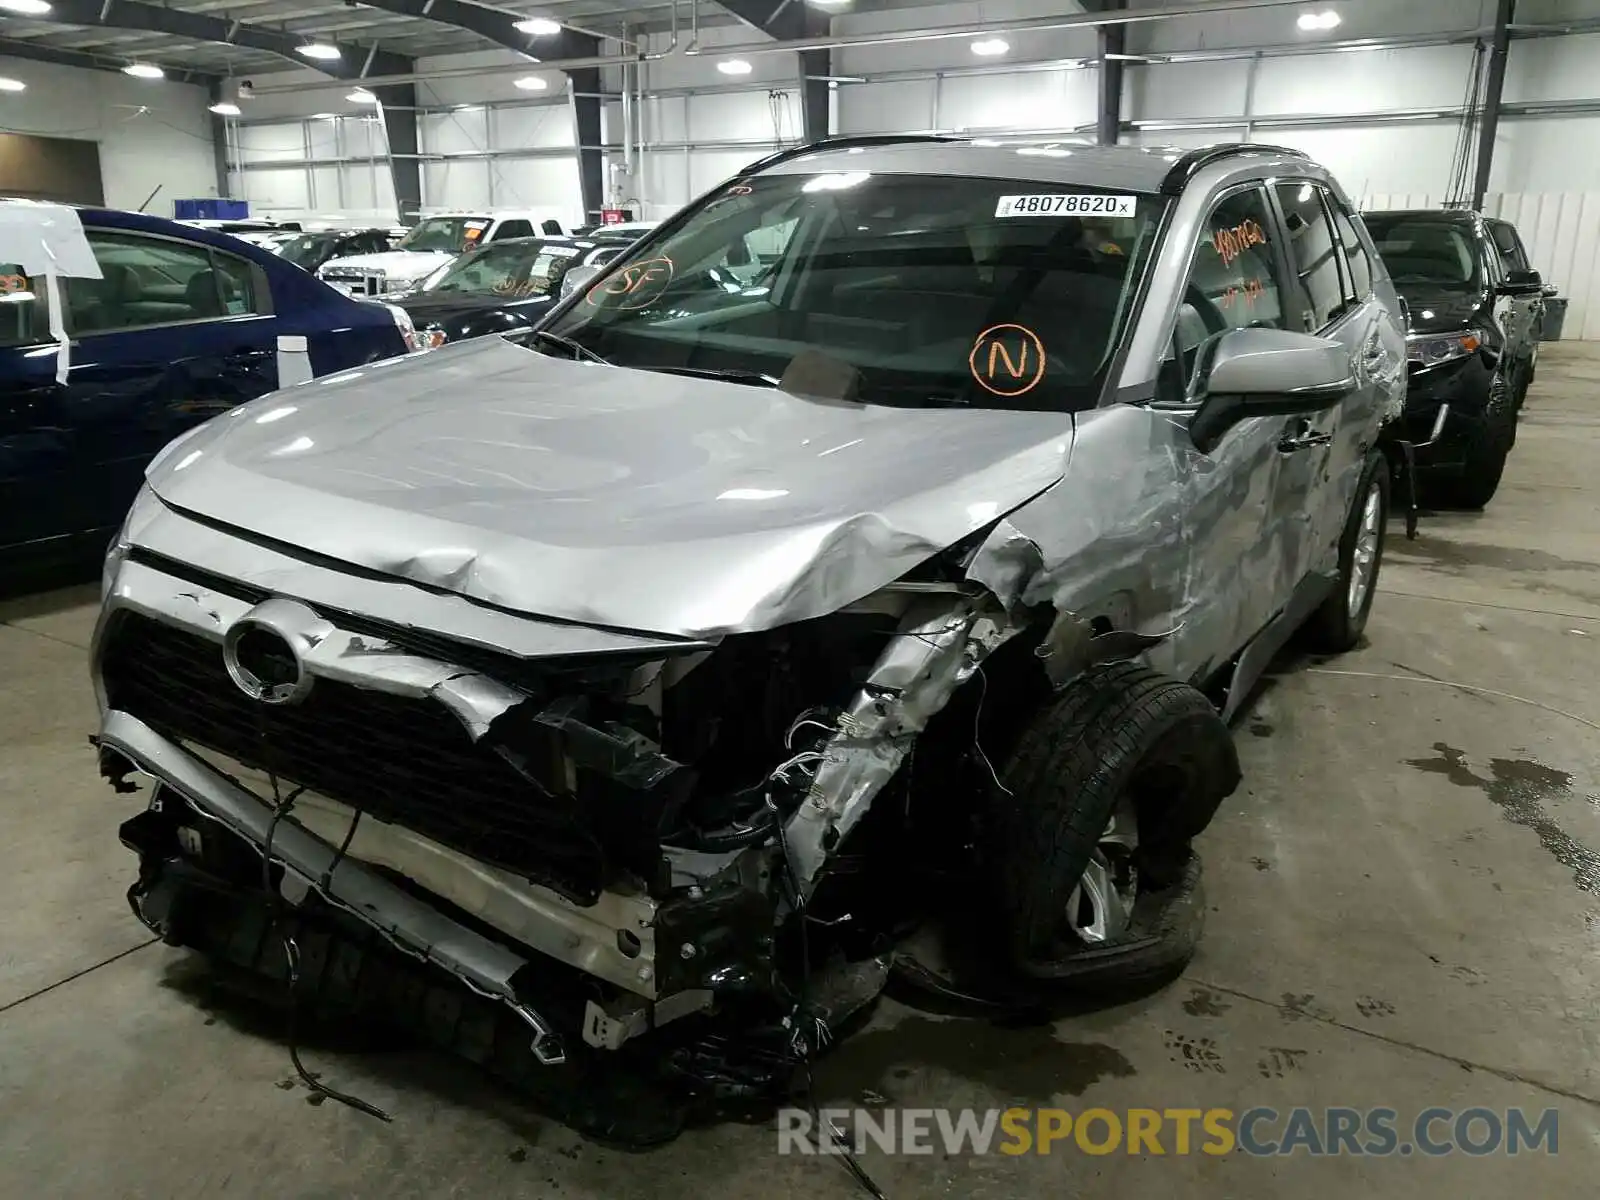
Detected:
[{"left": 1407, "top": 330, "right": 1480, "bottom": 368}]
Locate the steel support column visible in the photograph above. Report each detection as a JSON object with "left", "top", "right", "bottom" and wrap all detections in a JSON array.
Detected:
[
  {"left": 206, "top": 79, "right": 231, "bottom": 198},
  {"left": 1097, "top": 0, "right": 1128, "bottom": 144},
  {"left": 375, "top": 84, "right": 422, "bottom": 224},
  {"left": 1472, "top": 0, "right": 1516, "bottom": 209},
  {"left": 569, "top": 68, "right": 606, "bottom": 223},
  {"left": 800, "top": 47, "right": 831, "bottom": 140}
]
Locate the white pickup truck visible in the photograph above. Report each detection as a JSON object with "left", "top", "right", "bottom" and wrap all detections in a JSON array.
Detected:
[{"left": 318, "top": 210, "right": 571, "bottom": 298}]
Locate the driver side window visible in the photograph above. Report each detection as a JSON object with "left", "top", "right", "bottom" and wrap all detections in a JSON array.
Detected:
[{"left": 1161, "top": 186, "right": 1286, "bottom": 401}]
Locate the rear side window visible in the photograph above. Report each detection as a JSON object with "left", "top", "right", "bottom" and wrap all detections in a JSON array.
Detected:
[
  {"left": 542, "top": 219, "right": 563, "bottom": 235},
  {"left": 0, "top": 265, "right": 44, "bottom": 347},
  {"left": 494, "top": 219, "right": 534, "bottom": 241},
  {"left": 1327, "top": 200, "right": 1374, "bottom": 301},
  {"left": 1487, "top": 221, "right": 1529, "bottom": 272},
  {"left": 1274, "top": 183, "right": 1347, "bottom": 330},
  {"left": 65, "top": 231, "right": 262, "bottom": 335}
]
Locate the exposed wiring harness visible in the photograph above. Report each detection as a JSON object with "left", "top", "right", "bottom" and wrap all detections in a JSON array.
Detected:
[{"left": 255, "top": 702, "right": 391, "bottom": 1123}]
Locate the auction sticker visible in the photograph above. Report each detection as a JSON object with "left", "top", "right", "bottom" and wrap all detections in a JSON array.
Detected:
[{"left": 995, "top": 194, "right": 1137, "bottom": 217}]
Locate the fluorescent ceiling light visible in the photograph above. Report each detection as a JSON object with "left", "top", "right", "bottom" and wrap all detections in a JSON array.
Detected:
[
  {"left": 717, "top": 58, "right": 754, "bottom": 75},
  {"left": 347, "top": 88, "right": 378, "bottom": 104},
  {"left": 512, "top": 75, "right": 549, "bottom": 90},
  {"left": 0, "top": 0, "right": 52, "bottom": 14},
  {"left": 807, "top": 0, "right": 852, "bottom": 7},
  {"left": 297, "top": 42, "right": 342, "bottom": 60},
  {"left": 0, "top": 77, "right": 26, "bottom": 92},
  {"left": 309, "top": 112, "right": 337, "bottom": 119},
  {"left": 123, "top": 63, "right": 164, "bottom": 79},
  {"left": 513, "top": 17, "right": 561, "bottom": 35},
  {"left": 971, "top": 37, "right": 1010, "bottom": 57},
  {"left": 1297, "top": 10, "right": 1342, "bottom": 31},
  {"left": 208, "top": 101, "right": 240, "bottom": 115}
]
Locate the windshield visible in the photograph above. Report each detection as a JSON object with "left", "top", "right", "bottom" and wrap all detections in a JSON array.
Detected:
[
  {"left": 1363, "top": 216, "right": 1480, "bottom": 288},
  {"left": 540, "top": 172, "right": 1165, "bottom": 412},
  {"left": 278, "top": 233, "right": 338, "bottom": 268},
  {"left": 399, "top": 216, "right": 490, "bottom": 253},
  {"left": 422, "top": 239, "right": 581, "bottom": 298}
]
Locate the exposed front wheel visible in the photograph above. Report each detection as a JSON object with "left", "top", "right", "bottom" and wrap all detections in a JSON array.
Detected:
[
  {"left": 990, "top": 662, "right": 1240, "bottom": 982},
  {"left": 1303, "top": 449, "right": 1389, "bottom": 653}
]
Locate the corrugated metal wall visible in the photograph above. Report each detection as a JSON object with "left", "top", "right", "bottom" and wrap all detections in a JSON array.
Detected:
[{"left": 1364, "top": 192, "right": 1600, "bottom": 339}]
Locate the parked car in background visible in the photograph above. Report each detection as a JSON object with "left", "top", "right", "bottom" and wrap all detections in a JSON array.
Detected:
[
  {"left": 318, "top": 210, "right": 573, "bottom": 298},
  {"left": 277, "top": 228, "right": 397, "bottom": 274},
  {"left": 1364, "top": 208, "right": 1543, "bottom": 508},
  {"left": 179, "top": 218, "right": 300, "bottom": 235},
  {"left": 395, "top": 235, "right": 635, "bottom": 343},
  {"left": 95, "top": 141, "right": 1405, "bottom": 1127},
  {"left": 0, "top": 207, "right": 419, "bottom": 578},
  {"left": 231, "top": 229, "right": 302, "bottom": 252},
  {"left": 1483, "top": 215, "right": 1548, "bottom": 404},
  {"left": 571, "top": 219, "right": 659, "bottom": 238}
]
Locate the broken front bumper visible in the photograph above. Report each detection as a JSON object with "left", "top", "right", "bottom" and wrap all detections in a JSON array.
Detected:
[
  {"left": 103, "top": 710, "right": 572, "bottom": 1064},
  {"left": 94, "top": 535, "right": 768, "bottom": 1061}
]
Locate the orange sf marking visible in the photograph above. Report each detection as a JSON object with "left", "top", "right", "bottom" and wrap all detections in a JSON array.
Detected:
[
  {"left": 585, "top": 256, "right": 675, "bottom": 310},
  {"left": 969, "top": 323, "right": 1047, "bottom": 397}
]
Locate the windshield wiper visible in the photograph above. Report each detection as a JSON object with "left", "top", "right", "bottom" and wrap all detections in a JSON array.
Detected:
[
  {"left": 650, "top": 365, "right": 780, "bottom": 387},
  {"left": 528, "top": 329, "right": 611, "bottom": 365}
]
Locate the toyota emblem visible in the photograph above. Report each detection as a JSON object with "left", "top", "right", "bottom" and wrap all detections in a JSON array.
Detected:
[{"left": 222, "top": 598, "right": 333, "bottom": 706}]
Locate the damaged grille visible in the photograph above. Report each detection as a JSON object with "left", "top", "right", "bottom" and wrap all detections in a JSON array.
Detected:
[{"left": 101, "top": 611, "right": 611, "bottom": 904}]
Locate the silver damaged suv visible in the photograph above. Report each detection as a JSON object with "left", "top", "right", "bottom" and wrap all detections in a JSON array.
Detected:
[{"left": 95, "top": 138, "right": 1405, "bottom": 1132}]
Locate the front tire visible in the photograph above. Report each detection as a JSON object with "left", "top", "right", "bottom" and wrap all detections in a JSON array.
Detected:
[
  {"left": 990, "top": 663, "right": 1240, "bottom": 979},
  {"left": 1304, "top": 448, "right": 1389, "bottom": 653},
  {"left": 1440, "top": 375, "right": 1515, "bottom": 509}
]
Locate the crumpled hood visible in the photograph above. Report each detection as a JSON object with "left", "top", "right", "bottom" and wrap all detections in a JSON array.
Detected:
[
  {"left": 319, "top": 249, "right": 452, "bottom": 279},
  {"left": 144, "top": 337, "right": 1074, "bottom": 638}
]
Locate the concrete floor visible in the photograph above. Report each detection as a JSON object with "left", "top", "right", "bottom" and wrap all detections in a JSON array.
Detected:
[{"left": 3, "top": 347, "right": 1598, "bottom": 1198}]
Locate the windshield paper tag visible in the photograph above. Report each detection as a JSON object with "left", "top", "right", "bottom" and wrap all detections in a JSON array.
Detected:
[{"left": 995, "top": 194, "right": 1136, "bottom": 218}]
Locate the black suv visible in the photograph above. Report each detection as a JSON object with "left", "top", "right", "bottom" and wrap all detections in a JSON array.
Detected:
[{"left": 1364, "top": 208, "right": 1544, "bottom": 508}]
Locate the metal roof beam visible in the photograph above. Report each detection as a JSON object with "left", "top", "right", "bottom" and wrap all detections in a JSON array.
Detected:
[
  {"left": 15, "top": 0, "right": 411, "bottom": 77},
  {"left": 0, "top": 31, "right": 219, "bottom": 81},
  {"left": 338, "top": 0, "right": 600, "bottom": 61}
]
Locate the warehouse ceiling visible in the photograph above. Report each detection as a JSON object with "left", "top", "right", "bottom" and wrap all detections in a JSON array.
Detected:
[{"left": 0, "top": 0, "right": 1073, "bottom": 80}]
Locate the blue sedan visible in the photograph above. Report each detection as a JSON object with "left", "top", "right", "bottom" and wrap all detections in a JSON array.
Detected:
[{"left": 0, "top": 206, "right": 418, "bottom": 578}]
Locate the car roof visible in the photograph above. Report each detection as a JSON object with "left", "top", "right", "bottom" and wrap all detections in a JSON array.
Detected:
[
  {"left": 1364, "top": 208, "right": 1480, "bottom": 224},
  {"left": 759, "top": 139, "right": 1199, "bottom": 193}
]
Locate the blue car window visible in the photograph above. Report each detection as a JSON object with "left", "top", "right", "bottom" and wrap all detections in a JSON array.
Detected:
[
  {"left": 65, "top": 230, "right": 260, "bottom": 336},
  {"left": 0, "top": 263, "right": 44, "bottom": 347}
]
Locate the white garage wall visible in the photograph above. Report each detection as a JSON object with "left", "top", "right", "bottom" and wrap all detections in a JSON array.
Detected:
[
  {"left": 208, "top": 0, "right": 1600, "bottom": 333},
  {"left": 0, "top": 56, "right": 216, "bottom": 213}
]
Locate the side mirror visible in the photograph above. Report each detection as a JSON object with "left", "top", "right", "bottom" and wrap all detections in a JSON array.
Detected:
[
  {"left": 1189, "top": 328, "right": 1355, "bottom": 456},
  {"left": 1498, "top": 267, "right": 1543, "bottom": 296},
  {"left": 561, "top": 262, "right": 603, "bottom": 299}
]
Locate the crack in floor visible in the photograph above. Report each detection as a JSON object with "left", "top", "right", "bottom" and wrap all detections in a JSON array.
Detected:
[{"left": 0, "top": 938, "right": 160, "bottom": 1018}]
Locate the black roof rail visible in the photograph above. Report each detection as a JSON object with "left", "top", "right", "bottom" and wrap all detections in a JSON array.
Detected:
[
  {"left": 1159, "top": 142, "right": 1312, "bottom": 196},
  {"left": 739, "top": 133, "right": 969, "bottom": 176}
]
